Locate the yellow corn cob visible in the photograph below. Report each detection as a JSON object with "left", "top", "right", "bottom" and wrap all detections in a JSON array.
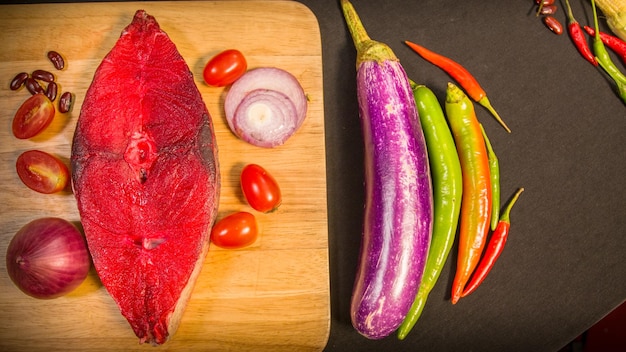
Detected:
[{"left": 595, "top": 0, "right": 626, "bottom": 41}]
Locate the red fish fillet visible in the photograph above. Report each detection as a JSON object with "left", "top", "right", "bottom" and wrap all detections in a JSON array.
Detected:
[{"left": 71, "top": 10, "right": 220, "bottom": 345}]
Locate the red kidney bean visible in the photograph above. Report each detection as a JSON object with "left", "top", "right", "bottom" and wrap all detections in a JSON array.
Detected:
[
  {"left": 25, "top": 77, "right": 45, "bottom": 95},
  {"left": 59, "top": 91, "right": 73, "bottom": 113},
  {"left": 32, "top": 69, "right": 55, "bottom": 83},
  {"left": 46, "top": 82, "right": 58, "bottom": 101},
  {"left": 10, "top": 72, "right": 29, "bottom": 90},
  {"left": 543, "top": 15, "right": 563, "bottom": 35},
  {"left": 538, "top": 4, "right": 557, "bottom": 15},
  {"left": 47, "top": 50, "right": 65, "bottom": 70}
]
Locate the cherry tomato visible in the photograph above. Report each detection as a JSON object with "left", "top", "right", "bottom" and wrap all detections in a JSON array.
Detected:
[
  {"left": 211, "top": 211, "right": 258, "bottom": 249},
  {"left": 16, "top": 150, "right": 69, "bottom": 194},
  {"left": 12, "top": 93, "right": 56, "bottom": 139},
  {"left": 202, "top": 49, "right": 247, "bottom": 87},
  {"left": 241, "top": 164, "right": 282, "bottom": 213}
]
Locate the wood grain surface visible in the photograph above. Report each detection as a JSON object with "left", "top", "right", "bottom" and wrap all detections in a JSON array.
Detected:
[{"left": 0, "top": 1, "right": 329, "bottom": 351}]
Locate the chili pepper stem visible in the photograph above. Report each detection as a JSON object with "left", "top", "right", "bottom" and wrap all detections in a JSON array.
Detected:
[
  {"left": 478, "top": 96, "right": 511, "bottom": 133},
  {"left": 536, "top": 1, "right": 545, "bottom": 17},
  {"left": 593, "top": 0, "right": 601, "bottom": 42},
  {"left": 564, "top": 0, "right": 576, "bottom": 24},
  {"left": 499, "top": 187, "right": 524, "bottom": 223}
]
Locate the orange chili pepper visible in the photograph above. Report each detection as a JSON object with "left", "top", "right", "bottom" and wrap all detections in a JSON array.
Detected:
[
  {"left": 461, "top": 188, "right": 524, "bottom": 298},
  {"left": 444, "top": 83, "right": 492, "bottom": 305},
  {"left": 405, "top": 40, "right": 511, "bottom": 133}
]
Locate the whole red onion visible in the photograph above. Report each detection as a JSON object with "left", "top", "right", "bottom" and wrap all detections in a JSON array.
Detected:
[{"left": 6, "top": 217, "right": 91, "bottom": 299}]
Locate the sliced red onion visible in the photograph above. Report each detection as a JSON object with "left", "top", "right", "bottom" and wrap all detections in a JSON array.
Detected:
[
  {"left": 6, "top": 217, "right": 91, "bottom": 299},
  {"left": 231, "top": 89, "right": 298, "bottom": 148},
  {"left": 224, "top": 67, "right": 307, "bottom": 147}
]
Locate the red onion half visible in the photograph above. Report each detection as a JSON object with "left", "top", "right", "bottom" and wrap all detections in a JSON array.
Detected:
[
  {"left": 224, "top": 67, "right": 307, "bottom": 148},
  {"left": 6, "top": 217, "right": 91, "bottom": 299}
]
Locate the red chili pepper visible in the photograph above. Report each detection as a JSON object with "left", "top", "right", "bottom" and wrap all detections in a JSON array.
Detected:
[
  {"left": 564, "top": 0, "right": 598, "bottom": 66},
  {"left": 583, "top": 25, "right": 626, "bottom": 65},
  {"left": 461, "top": 188, "right": 524, "bottom": 298},
  {"left": 404, "top": 40, "right": 511, "bottom": 133}
]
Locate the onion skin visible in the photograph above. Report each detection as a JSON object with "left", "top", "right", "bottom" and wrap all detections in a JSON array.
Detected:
[
  {"left": 6, "top": 218, "right": 91, "bottom": 299},
  {"left": 342, "top": 0, "right": 433, "bottom": 340}
]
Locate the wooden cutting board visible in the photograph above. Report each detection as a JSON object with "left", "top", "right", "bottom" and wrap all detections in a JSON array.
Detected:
[{"left": 0, "top": 1, "right": 328, "bottom": 351}]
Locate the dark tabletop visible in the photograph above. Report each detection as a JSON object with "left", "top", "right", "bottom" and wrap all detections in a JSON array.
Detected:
[
  {"left": 8, "top": 0, "right": 626, "bottom": 351},
  {"left": 305, "top": 0, "right": 626, "bottom": 351}
]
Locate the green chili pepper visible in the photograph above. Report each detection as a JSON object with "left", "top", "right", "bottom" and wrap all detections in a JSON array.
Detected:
[
  {"left": 480, "top": 124, "right": 500, "bottom": 231},
  {"left": 397, "top": 83, "right": 463, "bottom": 340},
  {"left": 446, "top": 82, "right": 492, "bottom": 305},
  {"left": 591, "top": 0, "right": 626, "bottom": 103}
]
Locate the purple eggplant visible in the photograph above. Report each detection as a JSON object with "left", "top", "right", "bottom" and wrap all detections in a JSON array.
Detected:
[{"left": 340, "top": 0, "right": 433, "bottom": 340}]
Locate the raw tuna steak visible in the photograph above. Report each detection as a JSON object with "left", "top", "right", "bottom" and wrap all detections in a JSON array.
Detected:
[{"left": 71, "top": 10, "right": 220, "bottom": 345}]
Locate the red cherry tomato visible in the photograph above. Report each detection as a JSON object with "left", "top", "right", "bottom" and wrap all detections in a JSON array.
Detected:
[
  {"left": 16, "top": 150, "right": 69, "bottom": 194},
  {"left": 211, "top": 211, "right": 258, "bottom": 249},
  {"left": 12, "top": 93, "right": 56, "bottom": 139},
  {"left": 202, "top": 49, "right": 247, "bottom": 87},
  {"left": 241, "top": 164, "right": 282, "bottom": 213}
]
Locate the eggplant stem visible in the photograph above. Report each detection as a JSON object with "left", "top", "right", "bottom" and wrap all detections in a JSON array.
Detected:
[{"left": 340, "top": 0, "right": 397, "bottom": 66}]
